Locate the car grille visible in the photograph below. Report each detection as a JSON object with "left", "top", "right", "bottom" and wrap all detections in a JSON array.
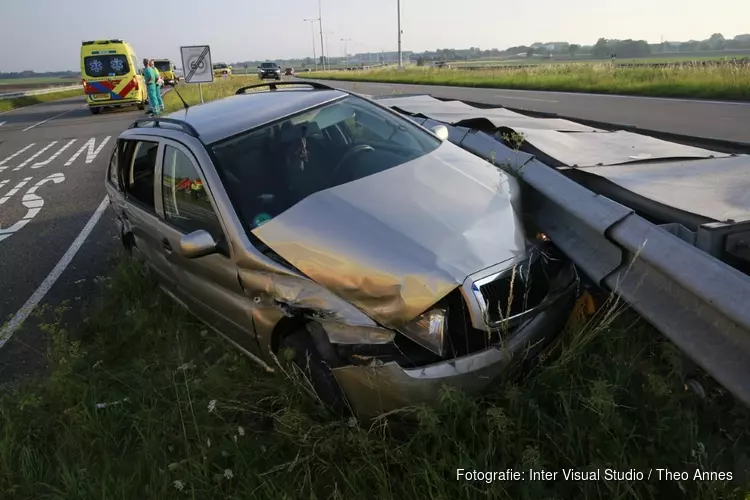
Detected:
[{"left": 478, "top": 257, "right": 549, "bottom": 325}]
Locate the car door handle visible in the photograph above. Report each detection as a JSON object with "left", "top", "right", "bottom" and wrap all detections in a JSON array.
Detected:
[{"left": 161, "top": 237, "right": 173, "bottom": 253}]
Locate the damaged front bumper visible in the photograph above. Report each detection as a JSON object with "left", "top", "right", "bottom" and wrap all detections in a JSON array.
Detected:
[{"left": 330, "top": 258, "right": 579, "bottom": 419}]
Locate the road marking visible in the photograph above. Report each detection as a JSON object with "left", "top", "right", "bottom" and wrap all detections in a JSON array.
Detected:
[
  {"left": 64, "top": 136, "right": 111, "bottom": 166},
  {"left": 13, "top": 142, "right": 58, "bottom": 171},
  {"left": 31, "top": 139, "right": 77, "bottom": 169},
  {"left": 0, "top": 196, "right": 110, "bottom": 349},
  {"left": 0, "top": 144, "right": 36, "bottom": 170},
  {"left": 0, "top": 121, "right": 5, "bottom": 128},
  {"left": 495, "top": 94, "right": 558, "bottom": 103},
  {"left": 0, "top": 180, "right": 8, "bottom": 190},
  {"left": 0, "top": 173, "right": 65, "bottom": 242},
  {"left": 0, "top": 177, "right": 33, "bottom": 205},
  {"left": 22, "top": 107, "right": 80, "bottom": 132}
]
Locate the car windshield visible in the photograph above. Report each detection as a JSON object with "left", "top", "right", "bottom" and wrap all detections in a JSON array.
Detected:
[
  {"left": 261, "top": 63, "right": 277, "bottom": 68},
  {"left": 210, "top": 95, "right": 442, "bottom": 234},
  {"left": 154, "top": 61, "right": 171, "bottom": 71},
  {"left": 84, "top": 54, "right": 131, "bottom": 77}
]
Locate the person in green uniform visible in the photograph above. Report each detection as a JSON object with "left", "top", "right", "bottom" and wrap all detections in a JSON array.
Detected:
[{"left": 144, "top": 59, "right": 164, "bottom": 115}]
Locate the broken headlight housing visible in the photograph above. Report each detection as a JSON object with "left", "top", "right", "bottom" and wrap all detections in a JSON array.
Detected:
[{"left": 399, "top": 308, "right": 447, "bottom": 356}]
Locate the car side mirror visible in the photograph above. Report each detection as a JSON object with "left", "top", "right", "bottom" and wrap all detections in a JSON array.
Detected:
[
  {"left": 180, "top": 230, "right": 217, "bottom": 258},
  {"left": 431, "top": 124, "right": 449, "bottom": 142}
]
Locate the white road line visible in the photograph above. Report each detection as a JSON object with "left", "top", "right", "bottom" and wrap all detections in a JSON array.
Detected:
[
  {"left": 0, "top": 195, "right": 110, "bottom": 349},
  {"left": 0, "top": 180, "right": 8, "bottom": 190},
  {"left": 495, "top": 94, "right": 558, "bottom": 103},
  {"left": 64, "top": 136, "right": 111, "bottom": 166},
  {"left": 31, "top": 139, "right": 77, "bottom": 169},
  {"left": 13, "top": 142, "right": 58, "bottom": 171},
  {"left": 0, "top": 173, "right": 65, "bottom": 243},
  {"left": 0, "top": 143, "right": 36, "bottom": 168},
  {"left": 22, "top": 107, "right": 80, "bottom": 132},
  {"left": 0, "top": 177, "right": 33, "bottom": 205},
  {"left": 0, "top": 121, "right": 5, "bottom": 128}
]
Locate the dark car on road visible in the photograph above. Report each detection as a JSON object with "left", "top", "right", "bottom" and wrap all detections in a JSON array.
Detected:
[
  {"left": 105, "top": 81, "right": 579, "bottom": 418},
  {"left": 258, "top": 62, "right": 281, "bottom": 80}
]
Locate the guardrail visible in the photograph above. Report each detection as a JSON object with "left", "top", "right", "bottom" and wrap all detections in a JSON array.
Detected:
[
  {"left": 0, "top": 84, "right": 81, "bottom": 101},
  {"left": 381, "top": 99, "right": 750, "bottom": 407}
]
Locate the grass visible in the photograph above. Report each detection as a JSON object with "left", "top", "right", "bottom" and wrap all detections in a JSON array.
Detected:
[
  {"left": 307, "top": 62, "right": 750, "bottom": 100},
  {"left": 1, "top": 252, "right": 750, "bottom": 499},
  {"left": 0, "top": 88, "right": 83, "bottom": 113},
  {"left": 163, "top": 75, "right": 259, "bottom": 112},
  {"left": 0, "top": 77, "right": 80, "bottom": 87},
  {"left": 445, "top": 54, "right": 750, "bottom": 67}
]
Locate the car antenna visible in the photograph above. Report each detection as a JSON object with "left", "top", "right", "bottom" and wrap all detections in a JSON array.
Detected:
[{"left": 171, "top": 84, "right": 190, "bottom": 110}]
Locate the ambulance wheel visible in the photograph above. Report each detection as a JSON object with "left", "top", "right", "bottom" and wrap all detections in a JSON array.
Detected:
[
  {"left": 90, "top": 107, "right": 101, "bottom": 115},
  {"left": 137, "top": 102, "right": 145, "bottom": 110}
]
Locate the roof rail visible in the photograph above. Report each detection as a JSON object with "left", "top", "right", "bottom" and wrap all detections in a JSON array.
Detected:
[
  {"left": 234, "top": 81, "right": 336, "bottom": 95},
  {"left": 129, "top": 117, "right": 200, "bottom": 138}
]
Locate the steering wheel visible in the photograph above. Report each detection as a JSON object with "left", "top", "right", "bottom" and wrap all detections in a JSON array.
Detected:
[{"left": 333, "top": 144, "right": 374, "bottom": 176}]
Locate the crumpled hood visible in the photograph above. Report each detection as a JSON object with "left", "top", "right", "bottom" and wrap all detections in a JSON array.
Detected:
[{"left": 252, "top": 141, "right": 527, "bottom": 328}]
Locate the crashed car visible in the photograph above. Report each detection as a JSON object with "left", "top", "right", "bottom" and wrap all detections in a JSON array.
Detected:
[{"left": 105, "top": 81, "right": 579, "bottom": 418}]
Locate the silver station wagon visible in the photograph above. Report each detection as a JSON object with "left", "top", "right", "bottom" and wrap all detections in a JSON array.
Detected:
[{"left": 105, "top": 81, "right": 580, "bottom": 418}]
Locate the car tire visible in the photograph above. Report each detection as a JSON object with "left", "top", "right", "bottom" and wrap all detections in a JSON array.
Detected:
[
  {"left": 280, "top": 328, "right": 350, "bottom": 416},
  {"left": 137, "top": 102, "right": 145, "bottom": 110},
  {"left": 90, "top": 107, "right": 101, "bottom": 115}
]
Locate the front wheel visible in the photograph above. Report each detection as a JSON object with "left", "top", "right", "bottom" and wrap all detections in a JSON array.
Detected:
[
  {"left": 137, "top": 101, "right": 145, "bottom": 110},
  {"left": 89, "top": 107, "right": 101, "bottom": 115},
  {"left": 280, "top": 328, "right": 349, "bottom": 416}
]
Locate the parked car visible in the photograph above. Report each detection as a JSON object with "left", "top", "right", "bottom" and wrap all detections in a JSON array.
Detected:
[
  {"left": 284, "top": 67, "right": 295, "bottom": 77},
  {"left": 258, "top": 62, "right": 281, "bottom": 80},
  {"left": 105, "top": 81, "right": 579, "bottom": 418},
  {"left": 153, "top": 59, "right": 180, "bottom": 85},
  {"left": 212, "top": 62, "right": 232, "bottom": 77}
]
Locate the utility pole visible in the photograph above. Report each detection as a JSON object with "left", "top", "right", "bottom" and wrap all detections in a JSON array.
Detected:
[
  {"left": 341, "top": 38, "right": 352, "bottom": 65},
  {"left": 303, "top": 18, "right": 318, "bottom": 71},
  {"left": 318, "top": 0, "right": 326, "bottom": 71},
  {"left": 397, "top": 0, "right": 403, "bottom": 68},
  {"left": 324, "top": 31, "right": 334, "bottom": 67}
]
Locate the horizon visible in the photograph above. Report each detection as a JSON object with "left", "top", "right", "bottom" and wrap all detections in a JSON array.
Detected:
[{"left": 2, "top": 0, "right": 748, "bottom": 72}]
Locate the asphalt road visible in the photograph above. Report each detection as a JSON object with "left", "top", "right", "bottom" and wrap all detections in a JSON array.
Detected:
[
  {"left": 309, "top": 80, "right": 750, "bottom": 144},
  {"left": 0, "top": 96, "right": 142, "bottom": 380}
]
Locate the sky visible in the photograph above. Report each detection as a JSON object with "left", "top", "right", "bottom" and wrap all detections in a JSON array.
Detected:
[{"left": 1, "top": 0, "right": 749, "bottom": 72}]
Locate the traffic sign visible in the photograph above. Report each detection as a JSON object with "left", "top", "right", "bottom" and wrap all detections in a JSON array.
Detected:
[{"left": 180, "top": 45, "right": 213, "bottom": 84}]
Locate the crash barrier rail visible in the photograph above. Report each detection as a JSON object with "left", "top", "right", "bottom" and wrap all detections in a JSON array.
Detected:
[
  {"left": 0, "top": 84, "right": 81, "bottom": 100},
  {"left": 390, "top": 109, "right": 750, "bottom": 407}
]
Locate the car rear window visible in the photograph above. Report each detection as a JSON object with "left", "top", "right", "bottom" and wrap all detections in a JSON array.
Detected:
[
  {"left": 210, "top": 95, "right": 441, "bottom": 234},
  {"left": 84, "top": 55, "right": 131, "bottom": 77}
]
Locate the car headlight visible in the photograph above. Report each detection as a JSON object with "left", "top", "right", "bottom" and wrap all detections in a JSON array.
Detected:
[{"left": 399, "top": 308, "right": 447, "bottom": 356}]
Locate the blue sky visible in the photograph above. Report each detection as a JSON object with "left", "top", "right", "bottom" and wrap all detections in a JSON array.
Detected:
[{"left": 1, "top": 0, "right": 748, "bottom": 72}]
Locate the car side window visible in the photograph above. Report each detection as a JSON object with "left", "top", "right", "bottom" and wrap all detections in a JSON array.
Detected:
[
  {"left": 161, "top": 145, "right": 223, "bottom": 240},
  {"left": 107, "top": 142, "right": 119, "bottom": 189},
  {"left": 122, "top": 140, "right": 159, "bottom": 211}
]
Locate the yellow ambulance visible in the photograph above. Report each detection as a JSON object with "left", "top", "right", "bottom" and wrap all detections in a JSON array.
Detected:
[{"left": 80, "top": 39, "right": 148, "bottom": 114}]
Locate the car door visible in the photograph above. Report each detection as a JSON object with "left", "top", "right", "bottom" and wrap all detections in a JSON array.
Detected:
[
  {"left": 154, "top": 139, "right": 258, "bottom": 350},
  {"left": 117, "top": 137, "right": 177, "bottom": 288}
]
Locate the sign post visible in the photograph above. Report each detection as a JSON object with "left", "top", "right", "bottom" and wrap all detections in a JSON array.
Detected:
[{"left": 179, "top": 45, "right": 213, "bottom": 104}]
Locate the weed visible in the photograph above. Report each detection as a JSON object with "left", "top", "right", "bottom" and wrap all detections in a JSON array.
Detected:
[
  {"left": 1, "top": 252, "right": 749, "bottom": 498},
  {"left": 307, "top": 63, "right": 750, "bottom": 100},
  {"left": 0, "top": 89, "right": 83, "bottom": 113}
]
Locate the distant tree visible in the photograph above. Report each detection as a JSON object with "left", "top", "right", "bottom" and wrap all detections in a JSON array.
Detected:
[
  {"left": 526, "top": 47, "right": 535, "bottom": 57},
  {"left": 708, "top": 33, "right": 726, "bottom": 50},
  {"left": 592, "top": 38, "right": 610, "bottom": 58},
  {"left": 568, "top": 44, "right": 581, "bottom": 57},
  {"left": 416, "top": 56, "right": 425, "bottom": 66}
]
